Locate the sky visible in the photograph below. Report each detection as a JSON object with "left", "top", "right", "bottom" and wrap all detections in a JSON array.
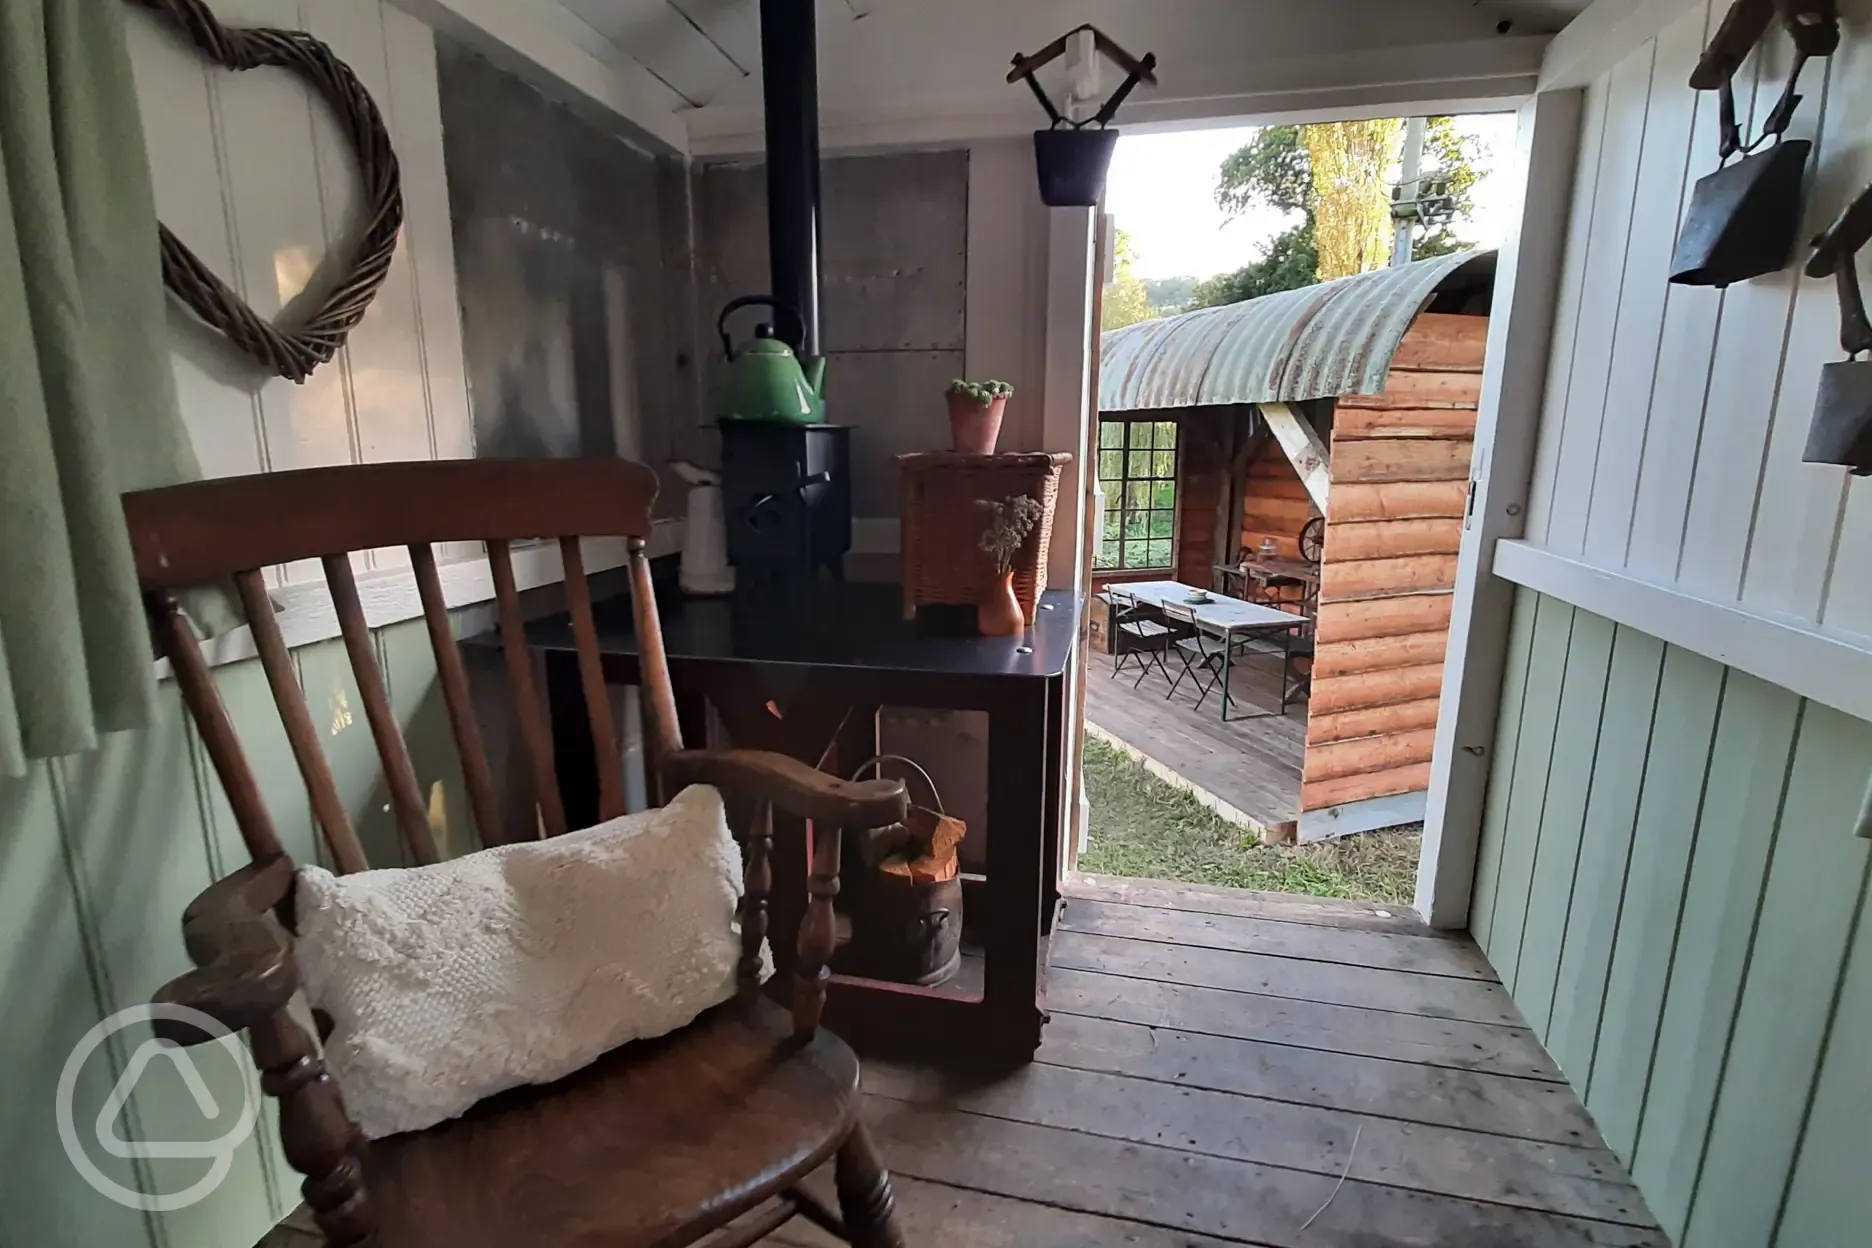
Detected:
[{"left": 1103, "top": 113, "right": 1522, "bottom": 281}]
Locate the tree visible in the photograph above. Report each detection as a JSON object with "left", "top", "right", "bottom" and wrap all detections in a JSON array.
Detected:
[
  {"left": 1102, "top": 227, "right": 1157, "bottom": 331},
  {"left": 1303, "top": 119, "right": 1403, "bottom": 279},
  {"left": 1193, "top": 117, "right": 1485, "bottom": 308}
]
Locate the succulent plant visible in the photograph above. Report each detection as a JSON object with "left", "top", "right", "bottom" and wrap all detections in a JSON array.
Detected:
[{"left": 947, "top": 378, "right": 1015, "bottom": 406}]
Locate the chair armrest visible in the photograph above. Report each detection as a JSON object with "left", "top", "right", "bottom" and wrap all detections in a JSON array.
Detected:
[
  {"left": 665, "top": 748, "right": 909, "bottom": 827},
  {"left": 152, "top": 856, "right": 300, "bottom": 1044}
]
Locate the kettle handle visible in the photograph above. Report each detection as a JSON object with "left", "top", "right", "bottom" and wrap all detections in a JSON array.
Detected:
[{"left": 717, "top": 296, "right": 805, "bottom": 360}]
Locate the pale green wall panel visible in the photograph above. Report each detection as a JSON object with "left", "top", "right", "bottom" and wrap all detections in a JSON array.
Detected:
[
  {"left": 295, "top": 636, "right": 410, "bottom": 870},
  {"left": 1472, "top": 594, "right": 1872, "bottom": 1247},
  {"left": 379, "top": 620, "right": 475, "bottom": 859},
  {"left": 0, "top": 765, "right": 155, "bottom": 1248},
  {"left": 1515, "top": 612, "right": 1617, "bottom": 1036},
  {"left": 1774, "top": 883, "right": 1872, "bottom": 1247},
  {"left": 1485, "top": 595, "right": 1577, "bottom": 982},
  {"left": 1470, "top": 586, "right": 1540, "bottom": 953},
  {"left": 1683, "top": 704, "right": 1872, "bottom": 1248},
  {"left": 1544, "top": 626, "right": 1664, "bottom": 1085},
  {"left": 2, "top": 619, "right": 456, "bottom": 1245},
  {"left": 1586, "top": 647, "right": 1724, "bottom": 1160},
  {"left": 53, "top": 682, "right": 283, "bottom": 1248},
  {"left": 1630, "top": 671, "right": 1800, "bottom": 1240}
]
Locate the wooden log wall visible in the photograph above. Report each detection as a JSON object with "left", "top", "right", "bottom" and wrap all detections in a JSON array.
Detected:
[
  {"left": 1300, "top": 313, "right": 1486, "bottom": 814},
  {"left": 1239, "top": 441, "right": 1316, "bottom": 562}
]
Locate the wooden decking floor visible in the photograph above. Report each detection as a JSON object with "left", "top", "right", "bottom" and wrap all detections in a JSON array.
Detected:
[
  {"left": 263, "top": 878, "right": 1661, "bottom": 1248},
  {"left": 771, "top": 875, "right": 1663, "bottom": 1248},
  {"left": 1085, "top": 647, "right": 1307, "bottom": 828}
]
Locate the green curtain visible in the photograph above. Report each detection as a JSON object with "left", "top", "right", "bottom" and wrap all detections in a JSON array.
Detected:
[{"left": 0, "top": 0, "right": 208, "bottom": 779}]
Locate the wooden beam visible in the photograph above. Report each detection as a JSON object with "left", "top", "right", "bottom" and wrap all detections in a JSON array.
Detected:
[
  {"left": 1258, "top": 402, "right": 1330, "bottom": 513},
  {"left": 1417, "top": 89, "right": 1585, "bottom": 929}
]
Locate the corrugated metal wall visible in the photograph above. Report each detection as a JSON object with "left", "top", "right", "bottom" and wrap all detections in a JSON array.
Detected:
[
  {"left": 1302, "top": 313, "right": 1484, "bottom": 813},
  {"left": 1473, "top": 586, "right": 1872, "bottom": 1246}
]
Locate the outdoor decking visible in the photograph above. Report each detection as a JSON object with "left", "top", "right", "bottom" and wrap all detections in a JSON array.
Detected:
[
  {"left": 776, "top": 875, "right": 1664, "bottom": 1247},
  {"left": 1086, "top": 644, "right": 1307, "bottom": 828}
]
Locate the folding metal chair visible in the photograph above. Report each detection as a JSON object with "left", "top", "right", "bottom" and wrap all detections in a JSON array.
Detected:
[{"left": 1108, "top": 589, "right": 1180, "bottom": 688}]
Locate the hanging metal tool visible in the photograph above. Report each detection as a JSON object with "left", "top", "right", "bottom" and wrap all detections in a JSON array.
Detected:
[
  {"left": 1670, "top": 0, "right": 1839, "bottom": 287},
  {"left": 1007, "top": 25, "right": 1157, "bottom": 207},
  {"left": 1803, "top": 183, "right": 1872, "bottom": 475}
]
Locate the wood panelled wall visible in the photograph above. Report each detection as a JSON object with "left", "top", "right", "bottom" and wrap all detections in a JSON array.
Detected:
[
  {"left": 1473, "top": 587, "right": 1872, "bottom": 1248},
  {"left": 1302, "top": 313, "right": 1486, "bottom": 813},
  {"left": 1239, "top": 441, "right": 1316, "bottom": 563},
  {"left": 6, "top": 7, "right": 488, "bottom": 1247},
  {"left": 1520, "top": 0, "right": 1872, "bottom": 642}
]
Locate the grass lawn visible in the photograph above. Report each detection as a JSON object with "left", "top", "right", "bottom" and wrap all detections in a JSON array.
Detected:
[{"left": 1077, "top": 737, "right": 1421, "bottom": 905}]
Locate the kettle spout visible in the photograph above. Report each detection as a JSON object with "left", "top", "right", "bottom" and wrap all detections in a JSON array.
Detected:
[{"left": 803, "top": 355, "right": 827, "bottom": 399}]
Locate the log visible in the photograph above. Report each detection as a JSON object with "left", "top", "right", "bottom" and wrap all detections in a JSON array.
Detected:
[
  {"left": 1310, "top": 630, "right": 1452, "bottom": 678},
  {"left": 1301, "top": 761, "right": 1435, "bottom": 812},
  {"left": 1333, "top": 407, "right": 1480, "bottom": 439},
  {"left": 1330, "top": 438, "right": 1476, "bottom": 484},
  {"left": 1303, "top": 728, "right": 1439, "bottom": 783},
  {"left": 1329, "top": 481, "right": 1469, "bottom": 521},
  {"left": 1321, "top": 554, "right": 1460, "bottom": 602},
  {"left": 1314, "top": 594, "right": 1452, "bottom": 643},
  {"left": 1322, "top": 517, "right": 1464, "bottom": 561},
  {"left": 1389, "top": 313, "right": 1489, "bottom": 372},
  {"left": 1307, "top": 696, "right": 1444, "bottom": 745},
  {"left": 1309, "top": 663, "right": 1445, "bottom": 714},
  {"left": 1337, "top": 369, "right": 1484, "bottom": 409}
]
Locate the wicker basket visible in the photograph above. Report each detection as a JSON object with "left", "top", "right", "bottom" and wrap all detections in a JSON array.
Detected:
[{"left": 897, "top": 452, "right": 1073, "bottom": 625}]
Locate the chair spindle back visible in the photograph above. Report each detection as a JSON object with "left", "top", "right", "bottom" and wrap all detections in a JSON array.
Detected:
[{"left": 123, "top": 460, "right": 672, "bottom": 875}]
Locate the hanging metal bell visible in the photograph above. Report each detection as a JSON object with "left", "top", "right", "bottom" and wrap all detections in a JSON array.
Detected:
[{"left": 1805, "top": 361, "right": 1872, "bottom": 474}]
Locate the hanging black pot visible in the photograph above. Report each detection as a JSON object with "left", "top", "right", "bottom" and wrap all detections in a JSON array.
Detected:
[
  {"left": 1670, "top": 0, "right": 1838, "bottom": 288},
  {"left": 1804, "top": 184, "right": 1872, "bottom": 475},
  {"left": 1008, "top": 25, "right": 1156, "bottom": 208},
  {"left": 1034, "top": 127, "right": 1122, "bottom": 208}
]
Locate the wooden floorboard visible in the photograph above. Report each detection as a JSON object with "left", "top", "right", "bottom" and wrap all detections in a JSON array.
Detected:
[
  {"left": 782, "top": 881, "right": 1649, "bottom": 1247},
  {"left": 1085, "top": 656, "right": 1306, "bottom": 826},
  {"left": 861, "top": 1062, "right": 1643, "bottom": 1223},
  {"left": 1032, "top": 1012, "right": 1603, "bottom": 1145},
  {"left": 1065, "top": 873, "right": 1439, "bottom": 935},
  {"left": 860, "top": 1103, "right": 1665, "bottom": 1248},
  {"left": 1047, "top": 966, "right": 1563, "bottom": 1079},
  {"left": 1050, "top": 930, "right": 1521, "bottom": 1025},
  {"left": 1059, "top": 896, "right": 1500, "bottom": 980}
]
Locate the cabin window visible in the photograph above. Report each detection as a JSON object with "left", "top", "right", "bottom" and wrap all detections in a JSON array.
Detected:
[{"left": 1095, "top": 417, "right": 1179, "bottom": 571}]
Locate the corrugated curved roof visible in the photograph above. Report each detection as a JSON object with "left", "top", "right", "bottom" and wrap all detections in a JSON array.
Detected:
[{"left": 1099, "top": 249, "right": 1496, "bottom": 412}]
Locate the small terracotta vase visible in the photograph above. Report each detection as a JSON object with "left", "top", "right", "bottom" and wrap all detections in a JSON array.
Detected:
[
  {"left": 978, "top": 570, "right": 1025, "bottom": 636},
  {"left": 948, "top": 393, "right": 1007, "bottom": 454}
]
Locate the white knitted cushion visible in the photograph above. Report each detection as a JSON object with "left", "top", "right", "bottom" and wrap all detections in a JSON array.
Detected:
[{"left": 294, "top": 784, "right": 764, "bottom": 1139}]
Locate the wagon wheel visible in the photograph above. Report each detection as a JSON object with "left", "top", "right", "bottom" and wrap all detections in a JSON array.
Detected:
[{"left": 1299, "top": 515, "right": 1325, "bottom": 563}]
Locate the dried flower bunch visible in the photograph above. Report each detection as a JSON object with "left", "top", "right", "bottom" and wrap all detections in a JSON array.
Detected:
[
  {"left": 947, "top": 378, "right": 1014, "bottom": 406},
  {"left": 976, "top": 494, "right": 1044, "bottom": 574}
]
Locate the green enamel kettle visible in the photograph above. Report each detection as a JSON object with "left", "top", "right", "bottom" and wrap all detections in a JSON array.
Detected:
[{"left": 715, "top": 296, "right": 826, "bottom": 423}]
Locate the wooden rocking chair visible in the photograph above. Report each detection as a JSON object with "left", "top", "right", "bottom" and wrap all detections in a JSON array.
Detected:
[{"left": 121, "top": 459, "right": 912, "bottom": 1248}]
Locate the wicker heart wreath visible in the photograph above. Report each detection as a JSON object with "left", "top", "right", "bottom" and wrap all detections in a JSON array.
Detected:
[{"left": 133, "top": 0, "right": 402, "bottom": 382}]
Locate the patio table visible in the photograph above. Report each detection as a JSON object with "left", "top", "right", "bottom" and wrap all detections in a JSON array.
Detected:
[{"left": 1117, "top": 580, "right": 1304, "bottom": 721}]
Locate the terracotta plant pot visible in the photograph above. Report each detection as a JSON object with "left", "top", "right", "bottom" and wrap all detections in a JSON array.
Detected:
[
  {"left": 977, "top": 570, "right": 1025, "bottom": 636},
  {"left": 948, "top": 393, "right": 1007, "bottom": 454}
]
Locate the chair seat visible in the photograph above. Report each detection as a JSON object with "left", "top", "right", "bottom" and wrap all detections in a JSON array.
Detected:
[
  {"left": 365, "top": 996, "right": 860, "bottom": 1248},
  {"left": 1119, "top": 619, "right": 1171, "bottom": 639}
]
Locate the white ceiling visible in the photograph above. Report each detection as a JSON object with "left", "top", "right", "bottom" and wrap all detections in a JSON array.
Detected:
[{"left": 557, "top": 0, "right": 1597, "bottom": 149}]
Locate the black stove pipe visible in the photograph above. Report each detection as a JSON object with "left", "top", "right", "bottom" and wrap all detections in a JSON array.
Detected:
[{"left": 758, "top": 0, "right": 822, "bottom": 358}]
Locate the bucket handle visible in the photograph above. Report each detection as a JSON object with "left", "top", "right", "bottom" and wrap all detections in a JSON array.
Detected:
[{"left": 850, "top": 754, "right": 945, "bottom": 816}]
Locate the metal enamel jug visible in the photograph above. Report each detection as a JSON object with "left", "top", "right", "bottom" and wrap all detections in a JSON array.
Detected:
[
  {"left": 1671, "top": 0, "right": 1838, "bottom": 288},
  {"left": 1805, "top": 184, "right": 1872, "bottom": 475},
  {"left": 714, "top": 296, "right": 826, "bottom": 423}
]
